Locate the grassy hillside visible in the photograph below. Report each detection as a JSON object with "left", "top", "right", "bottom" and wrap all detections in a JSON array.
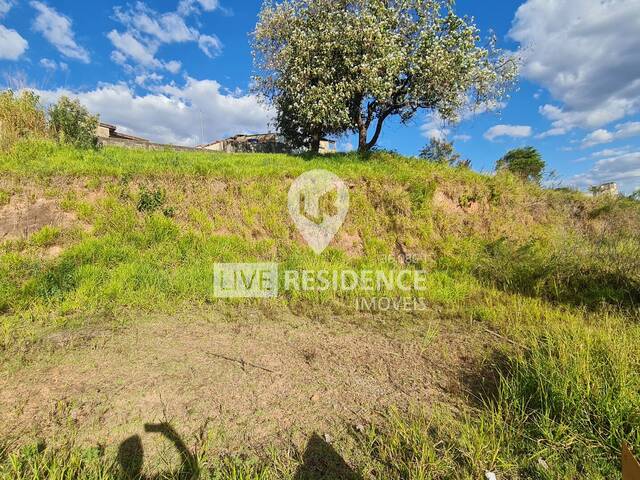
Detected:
[{"left": 1, "top": 140, "right": 639, "bottom": 479}]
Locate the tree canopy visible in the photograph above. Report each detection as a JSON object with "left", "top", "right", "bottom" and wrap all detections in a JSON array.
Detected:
[
  {"left": 496, "top": 147, "right": 545, "bottom": 184},
  {"left": 252, "top": 0, "right": 518, "bottom": 153},
  {"left": 48, "top": 96, "right": 99, "bottom": 149},
  {"left": 419, "top": 138, "right": 469, "bottom": 167}
]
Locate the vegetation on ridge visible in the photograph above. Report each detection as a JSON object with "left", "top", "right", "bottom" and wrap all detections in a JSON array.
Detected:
[{"left": 0, "top": 141, "right": 639, "bottom": 479}]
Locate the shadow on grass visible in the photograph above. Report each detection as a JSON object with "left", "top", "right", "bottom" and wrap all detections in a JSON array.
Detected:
[
  {"left": 293, "top": 433, "right": 362, "bottom": 480},
  {"left": 118, "top": 423, "right": 198, "bottom": 480},
  {"left": 117, "top": 425, "right": 360, "bottom": 480},
  {"left": 457, "top": 348, "right": 512, "bottom": 410}
]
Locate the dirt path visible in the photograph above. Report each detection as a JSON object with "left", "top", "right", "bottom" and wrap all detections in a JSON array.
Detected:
[{"left": 0, "top": 307, "right": 485, "bottom": 460}]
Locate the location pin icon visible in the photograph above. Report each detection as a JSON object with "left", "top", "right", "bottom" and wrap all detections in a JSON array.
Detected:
[{"left": 288, "top": 169, "right": 349, "bottom": 255}]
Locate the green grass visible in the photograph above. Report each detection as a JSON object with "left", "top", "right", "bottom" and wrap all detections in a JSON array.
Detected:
[{"left": 1, "top": 141, "right": 639, "bottom": 478}]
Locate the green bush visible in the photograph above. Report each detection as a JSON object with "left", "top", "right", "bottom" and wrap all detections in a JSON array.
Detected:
[
  {"left": 48, "top": 96, "right": 99, "bottom": 149},
  {"left": 137, "top": 186, "right": 175, "bottom": 217},
  {"left": 0, "top": 90, "right": 47, "bottom": 150},
  {"left": 419, "top": 138, "right": 471, "bottom": 168},
  {"left": 496, "top": 147, "right": 545, "bottom": 184}
]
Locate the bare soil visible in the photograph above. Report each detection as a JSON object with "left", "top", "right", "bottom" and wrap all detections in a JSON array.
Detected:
[
  {"left": 0, "top": 307, "right": 486, "bottom": 461},
  {"left": 0, "top": 198, "right": 75, "bottom": 240}
]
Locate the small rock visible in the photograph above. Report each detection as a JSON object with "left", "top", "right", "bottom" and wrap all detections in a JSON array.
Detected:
[
  {"left": 323, "top": 433, "right": 333, "bottom": 444},
  {"left": 355, "top": 423, "right": 365, "bottom": 433},
  {"left": 485, "top": 472, "right": 497, "bottom": 480}
]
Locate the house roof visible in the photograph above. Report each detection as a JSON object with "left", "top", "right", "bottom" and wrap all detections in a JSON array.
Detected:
[
  {"left": 99, "top": 122, "right": 149, "bottom": 143},
  {"left": 199, "top": 133, "right": 335, "bottom": 147}
]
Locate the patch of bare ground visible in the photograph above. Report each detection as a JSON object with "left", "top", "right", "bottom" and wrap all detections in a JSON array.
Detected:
[
  {"left": 0, "top": 306, "right": 487, "bottom": 464},
  {"left": 0, "top": 198, "right": 75, "bottom": 240}
]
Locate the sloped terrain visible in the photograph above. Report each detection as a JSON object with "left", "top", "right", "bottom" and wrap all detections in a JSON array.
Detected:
[{"left": 1, "top": 142, "right": 639, "bottom": 479}]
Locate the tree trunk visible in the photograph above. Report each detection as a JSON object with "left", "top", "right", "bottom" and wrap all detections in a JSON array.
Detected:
[
  {"left": 358, "top": 112, "right": 389, "bottom": 154},
  {"left": 310, "top": 132, "right": 321, "bottom": 154},
  {"left": 357, "top": 123, "right": 368, "bottom": 153},
  {"left": 365, "top": 114, "right": 387, "bottom": 152}
]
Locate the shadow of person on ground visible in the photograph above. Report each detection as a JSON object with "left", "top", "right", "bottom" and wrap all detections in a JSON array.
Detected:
[
  {"left": 293, "top": 433, "right": 362, "bottom": 480},
  {"left": 118, "top": 423, "right": 198, "bottom": 480},
  {"left": 118, "top": 425, "right": 361, "bottom": 480}
]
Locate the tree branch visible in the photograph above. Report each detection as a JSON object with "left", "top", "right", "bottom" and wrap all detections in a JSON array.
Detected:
[{"left": 365, "top": 110, "right": 392, "bottom": 151}]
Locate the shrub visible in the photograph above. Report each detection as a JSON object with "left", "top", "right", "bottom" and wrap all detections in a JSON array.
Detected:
[
  {"left": 48, "top": 96, "right": 99, "bottom": 149},
  {"left": 137, "top": 186, "right": 175, "bottom": 217},
  {"left": 496, "top": 146, "right": 545, "bottom": 184},
  {"left": 0, "top": 90, "right": 47, "bottom": 150},
  {"left": 419, "top": 138, "right": 470, "bottom": 167}
]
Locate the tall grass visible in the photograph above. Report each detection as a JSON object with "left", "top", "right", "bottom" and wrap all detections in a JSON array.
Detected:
[{"left": 0, "top": 91, "right": 47, "bottom": 150}]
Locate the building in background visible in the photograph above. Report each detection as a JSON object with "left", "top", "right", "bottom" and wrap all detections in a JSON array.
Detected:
[
  {"left": 199, "top": 133, "right": 337, "bottom": 154},
  {"left": 590, "top": 182, "right": 619, "bottom": 197},
  {"left": 96, "top": 123, "right": 150, "bottom": 144}
]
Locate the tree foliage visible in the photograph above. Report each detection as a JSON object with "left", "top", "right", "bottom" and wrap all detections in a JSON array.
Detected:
[
  {"left": 496, "top": 147, "right": 545, "bottom": 184},
  {"left": 48, "top": 96, "right": 99, "bottom": 149},
  {"left": 253, "top": 0, "right": 518, "bottom": 153},
  {"left": 419, "top": 138, "right": 469, "bottom": 167},
  {"left": 0, "top": 90, "right": 47, "bottom": 150}
]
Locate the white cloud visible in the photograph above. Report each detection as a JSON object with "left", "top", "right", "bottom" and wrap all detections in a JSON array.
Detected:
[
  {"left": 198, "top": 34, "right": 222, "bottom": 58},
  {"left": 30, "top": 1, "right": 89, "bottom": 63},
  {"left": 536, "top": 126, "right": 567, "bottom": 139},
  {"left": 581, "top": 121, "right": 640, "bottom": 148},
  {"left": 568, "top": 151, "right": 640, "bottom": 194},
  {"left": 0, "top": 0, "right": 13, "bottom": 17},
  {"left": 31, "top": 77, "right": 274, "bottom": 147},
  {"left": 591, "top": 146, "right": 633, "bottom": 158},
  {"left": 109, "top": 1, "right": 222, "bottom": 73},
  {"left": 0, "top": 25, "right": 28, "bottom": 60},
  {"left": 510, "top": 0, "right": 640, "bottom": 133},
  {"left": 484, "top": 125, "right": 533, "bottom": 142},
  {"left": 113, "top": 5, "right": 197, "bottom": 44},
  {"left": 108, "top": 30, "right": 163, "bottom": 69},
  {"left": 453, "top": 134, "right": 471, "bottom": 142},
  {"left": 582, "top": 129, "right": 613, "bottom": 148},
  {"left": 178, "top": 0, "right": 219, "bottom": 16},
  {"left": 420, "top": 98, "right": 506, "bottom": 142},
  {"left": 459, "top": 100, "right": 507, "bottom": 121},
  {"left": 39, "top": 58, "right": 56, "bottom": 69},
  {"left": 135, "top": 72, "right": 164, "bottom": 86},
  {"left": 164, "top": 60, "right": 182, "bottom": 74},
  {"left": 420, "top": 111, "right": 451, "bottom": 140},
  {"left": 39, "top": 57, "right": 68, "bottom": 71}
]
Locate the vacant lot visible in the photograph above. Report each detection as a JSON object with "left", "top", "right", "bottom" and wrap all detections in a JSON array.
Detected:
[{"left": 1, "top": 141, "right": 639, "bottom": 479}]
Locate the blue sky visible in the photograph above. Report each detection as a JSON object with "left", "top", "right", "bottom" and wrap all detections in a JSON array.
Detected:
[{"left": 1, "top": 0, "right": 640, "bottom": 193}]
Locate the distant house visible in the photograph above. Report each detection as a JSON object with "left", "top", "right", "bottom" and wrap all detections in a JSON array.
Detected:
[
  {"left": 96, "top": 123, "right": 150, "bottom": 143},
  {"left": 199, "top": 133, "right": 337, "bottom": 154},
  {"left": 95, "top": 122, "right": 198, "bottom": 152},
  {"left": 590, "top": 182, "right": 619, "bottom": 197}
]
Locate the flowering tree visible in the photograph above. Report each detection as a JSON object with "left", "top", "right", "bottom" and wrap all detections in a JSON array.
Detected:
[{"left": 253, "top": 0, "right": 518, "bottom": 153}]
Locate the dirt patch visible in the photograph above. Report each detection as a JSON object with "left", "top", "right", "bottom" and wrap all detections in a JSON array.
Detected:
[
  {"left": 433, "top": 190, "right": 484, "bottom": 215},
  {"left": 433, "top": 190, "right": 465, "bottom": 214},
  {"left": 333, "top": 230, "right": 364, "bottom": 257},
  {"left": 0, "top": 307, "right": 485, "bottom": 462},
  {"left": 0, "top": 198, "right": 76, "bottom": 240}
]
